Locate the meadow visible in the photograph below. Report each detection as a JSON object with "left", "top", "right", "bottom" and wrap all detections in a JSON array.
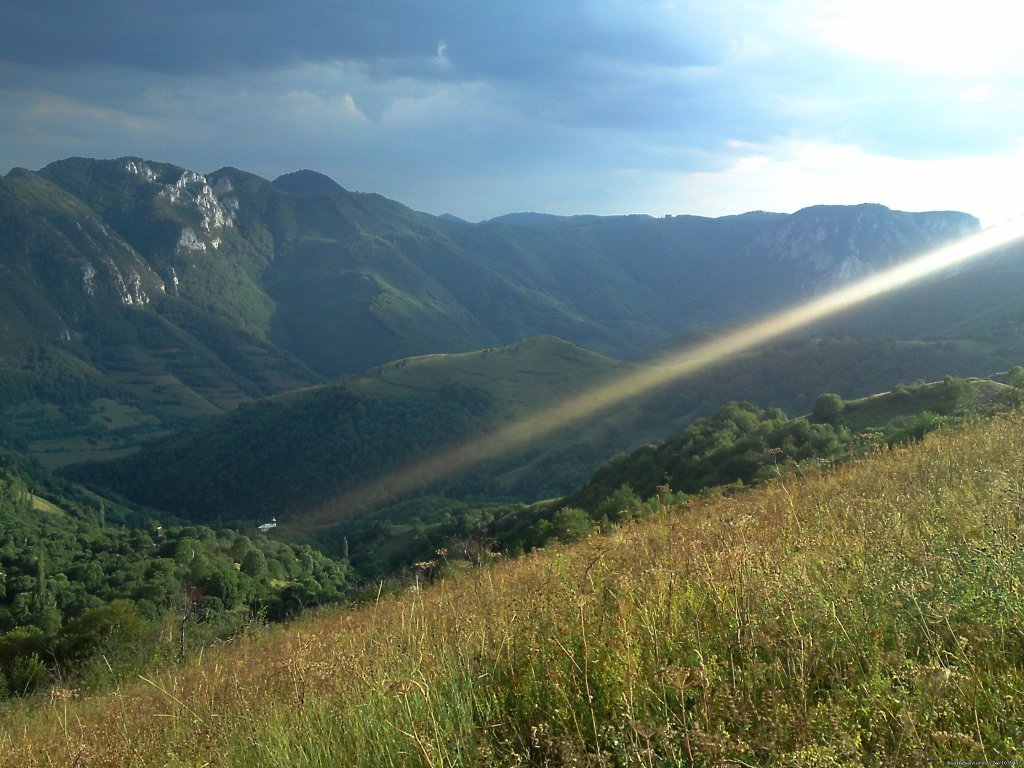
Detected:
[{"left": 4, "top": 409, "right": 1024, "bottom": 765}]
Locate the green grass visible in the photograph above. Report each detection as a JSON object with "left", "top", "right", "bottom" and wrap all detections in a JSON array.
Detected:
[
  {"left": 28, "top": 494, "right": 64, "bottom": 515},
  {"left": 839, "top": 376, "right": 1016, "bottom": 433},
  {"left": 28, "top": 440, "right": 141, "bottom": 470},
  {"left": 88, "top": 398, "right": 160, "bottom": 430},
  {"left": 349, "top": 335, "right": 626, "bottom": 407},
  {"left": 4, "top": 397, "right": 171, "bottom": 469},
  {"left": 6, "top": 410, "right": 1024, "bottom": 765},
  {"left": 320, "top": 335, "right": 635, "bottom": 480},
  {"left": 349, "top": 336, "right": 657, "bottom": 491},
  {"left": 838, "top": 383, "right": 946, "bottom": 432}
]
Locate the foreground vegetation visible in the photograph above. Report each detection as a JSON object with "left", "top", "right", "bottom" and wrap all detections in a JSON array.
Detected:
[
  {"left": 2, "top": 372, "right": 1016, "bottom": 701},
  {"left": 4, "top": 408, "right": 1024, "bottom": 765},
  {"left": 0, "top": 457, "right": 353, "bottom": 699}
]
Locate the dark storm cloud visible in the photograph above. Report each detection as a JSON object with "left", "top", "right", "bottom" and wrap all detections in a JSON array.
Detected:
[
  {"left": 0, "top": 1, "right": 705, "bottom": 79},
  {"left": 3, "top": 2, "right": 1023, "bottom": 222},
  {"left": 2, "top": 0, "right": 431, "bottom": 73},
  {"left": 1, "top": 1, "right": 735, "bottom": 144}
]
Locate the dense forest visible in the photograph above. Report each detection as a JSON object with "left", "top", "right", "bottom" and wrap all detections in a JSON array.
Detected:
[
  {"left": 0, "top": 456, "right": 351, "bottom": 698},
  {"left": 62, "top": 381, "right": 495, "bottom": 523}
]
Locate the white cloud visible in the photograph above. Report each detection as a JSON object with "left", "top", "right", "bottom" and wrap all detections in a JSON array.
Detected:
[
  {"left": 812, "top": 1, "right": 1024, "bottom": 77},
  {"left": 435, "top": 41, "right": 450, "bottom": 68},
  {"left": 23, "top": 94, "right": 163, "bottom": 132}
]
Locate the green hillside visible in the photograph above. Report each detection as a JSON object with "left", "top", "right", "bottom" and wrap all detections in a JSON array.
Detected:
[
  {"left": 0, "top": 163, "right": 323, "bottom": 468},
  {"left": 6, "top": 156, "right": 1024, "bottom": 480},
  {"left": 9, "top": 153, "right": 1024, "bottom": 588},
  {"left": 5, "top": 157, "right": 1003, "bottom": 389},
  {"left": 565, "top": 375, "right": 1022, "bottom": 516},
  {"left": 60, "top": 338, "right": 648, "bottom": 529},
  {"left": 6, "top": 405, "right": 1024, "bottom": 765},
  {"left": 60, "top": 332, "right": 1024, "bottom": 579}
]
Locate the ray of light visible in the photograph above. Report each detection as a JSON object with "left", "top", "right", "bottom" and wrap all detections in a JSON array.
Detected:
[{"left": 306, "top": 213, "right": 1024, "bottom": 528}]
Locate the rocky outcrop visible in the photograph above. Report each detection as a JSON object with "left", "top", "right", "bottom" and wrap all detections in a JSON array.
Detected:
[{"left": 747, "top": 203, "right": 980, "bottom": 293}]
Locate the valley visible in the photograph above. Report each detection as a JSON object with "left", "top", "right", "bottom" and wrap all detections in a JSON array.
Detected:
[
  {"left": 8, "top": 1, "right": 1024, "bottom": 762},
  {"left": 5, "top": 403, "right": 1024, "bottom": 765},
  {"left": 3, "top": 156, "right": 1024, "bottom": 764}
]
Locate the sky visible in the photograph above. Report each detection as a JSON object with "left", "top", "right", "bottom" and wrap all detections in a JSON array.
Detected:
[{"left": 2, "top": 1, "right": 1023, "bottom": 225}]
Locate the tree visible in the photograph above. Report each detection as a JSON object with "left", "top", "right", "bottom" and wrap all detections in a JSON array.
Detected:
[
  {"left": 57, "top": 600, "right": 150, "bottom": 665},
  {"left": 810, "top": 393, "right": 844, "bottom": 425},
  {"left": 240, "top": 549, "right": 267, "bottom": 580},
  {"left": 551, "top": 507, "right": 592, "bottom": 543},
  {"left": 201, "top": 570, "right": 241, "bottom": 609},
  {"left": 24, "top": 555, "right": 61, "bottom": 635},
  {"left": 1007, "top": 366, "right": 1024, "bottom": 389},
  {"left": 941, "top": 375, "right": 973, "bottom": 413},
  {"left": 596, "top": 485, "right": 642, "bottom": 523}
]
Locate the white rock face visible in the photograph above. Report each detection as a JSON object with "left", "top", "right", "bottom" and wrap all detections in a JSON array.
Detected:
[
  {"left": 93, "top": 253, "right": 151, "bottom": 306},
  {"left": 119, "top": 270, "right": 149, "bottom": 305},
  {"left": 82, "top": 263, "right": 97, "bottom": 296},
  {"left": 123, "top": 160, "right": 237, "bottom": 238},
  {"left": 176, "top": 227, "right": 207, "bottom": 253},
  {"left": 211, "top": 174, "right": 240, "bottom": 218},
  {"left": 212, "top": 176, "right": 233, "bottom": 197},
  {"left": 124, "top": 160, "right": 158, "bottom": 182},
  {"left": 160, "top": 170, "right": 235, "bottom": 232},
  {"left": 747, "top": 205, "right": 980, "bottom": 294}
]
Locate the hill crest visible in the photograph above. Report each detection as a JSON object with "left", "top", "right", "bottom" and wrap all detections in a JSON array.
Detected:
[{"left": 272, "top": 169, "right": 347, "bottom": 197}]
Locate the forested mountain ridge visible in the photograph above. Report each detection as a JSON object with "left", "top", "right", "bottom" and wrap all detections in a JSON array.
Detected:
[
  {"left": 3, "top": 156, "right": 1008, "bottom": 470},
  {"left": 7, "top": 155, "right": 1024, "bottom": 557},
  {"left": 4, "top": 156, "right": 985, "bottom": 380}
]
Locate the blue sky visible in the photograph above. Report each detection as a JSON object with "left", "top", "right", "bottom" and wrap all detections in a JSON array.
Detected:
[{"left": 2, "top": 1, "right": 1022, "bottom": 224}]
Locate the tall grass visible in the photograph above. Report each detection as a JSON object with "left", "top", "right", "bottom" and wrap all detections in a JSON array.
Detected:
[{"left": 4, "top": 412, "right": 1024, "bottom": 765}]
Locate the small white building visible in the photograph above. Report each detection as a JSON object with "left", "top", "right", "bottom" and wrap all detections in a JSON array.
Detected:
[{"left": 258, "top": 518, "right": 277, "bottom": 533}]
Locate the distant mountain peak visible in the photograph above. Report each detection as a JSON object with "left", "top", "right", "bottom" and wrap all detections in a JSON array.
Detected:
[
  {"left": 272, "top": 169, "right": 346, "bottom": 198},
  {"left": 437, "top": 212, "right": 473, "bottom": 224},
  {"left": 747, "top": 203, "right": 979, "bottom": 292}
]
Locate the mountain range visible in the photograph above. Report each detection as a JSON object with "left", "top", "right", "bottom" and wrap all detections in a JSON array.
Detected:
[
  {"left": 5, "top": 156, "right": 1024, "bottom": 761},
  {"left": 5, "top": 155, "right": 1024, "bottom": 545},
  {"left": 1, "top": 156, "right": 989, "bottom": 384}
]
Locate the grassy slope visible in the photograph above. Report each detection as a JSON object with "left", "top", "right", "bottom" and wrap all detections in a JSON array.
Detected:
[
  {"left": 63, "top": 337, "right": 664, "bottom": 525},
  {"left": 6, "top": 411, "right": 1024, "bottom": 765},
  {"left": 347, "top": 336, "right": 655, "bottom": 488},
  {"left": 349, "top": 335, "right": 623, "bottom": 406}
]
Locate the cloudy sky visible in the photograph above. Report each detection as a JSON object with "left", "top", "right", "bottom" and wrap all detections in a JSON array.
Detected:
[{"left": 2, "top": 1, "right": 1023, "bottom": 224}]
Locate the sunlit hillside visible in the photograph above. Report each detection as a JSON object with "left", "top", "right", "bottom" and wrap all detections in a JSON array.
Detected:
[{"left": 4, "top": 410, "right": 1024, "bottom": 766}]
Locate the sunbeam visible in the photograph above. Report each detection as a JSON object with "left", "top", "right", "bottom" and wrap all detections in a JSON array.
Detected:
[{"left": 305, "top": 213, "right": 1024, "bottom": 528}]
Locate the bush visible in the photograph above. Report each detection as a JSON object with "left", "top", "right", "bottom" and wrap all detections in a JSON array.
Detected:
[
  {"left": 4, "top": 653, "right": 48, "bottom": 697},
  {"left": 550, "top": 507, "right": 592, "bottom": 543},
  {"left": 57, "top": 600, "right": 152, "bottom": 665},
  {"left": 810, "top": 392, "right": 844, "bottom": 424}
]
